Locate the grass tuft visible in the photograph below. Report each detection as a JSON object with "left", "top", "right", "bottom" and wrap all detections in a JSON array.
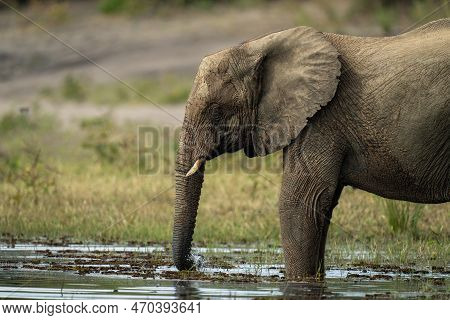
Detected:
[
  {"left": 98, "top": 0, "right": 146, "bottom": 15},
  {"left": 381, "top": 199, "right": 424, "bottom": 237},
  {"left": 375, "top": 3, "right": 396, "bottom": 34},
  {"left": 62, "top": 75, "right": 87, "bottom": 102}
]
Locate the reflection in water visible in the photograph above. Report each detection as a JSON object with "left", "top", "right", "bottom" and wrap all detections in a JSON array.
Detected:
[
  {"left": 0, "top": 268, "right": 448, "bottom": 300},
  {"left": 174, "top": 281, "right": 201, "bottom": 299},
  {"left": 280, "top": 281, "right": 327, "bottom": 299},
  {"left": 0, "top": 244, "right": 448, "bottom": 300}
]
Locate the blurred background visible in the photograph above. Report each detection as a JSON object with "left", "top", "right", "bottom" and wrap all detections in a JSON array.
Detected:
[
  {"left": 0, "top": 0, "right": 448, "bottom": 268},
  {"left": 1, "top": 0, "right": 449, "bottom": 114}
]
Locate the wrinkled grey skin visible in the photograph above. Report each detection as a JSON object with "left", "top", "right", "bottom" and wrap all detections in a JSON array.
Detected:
[{"left": 173, "top": 19, "right": 450, "bottom": 279}]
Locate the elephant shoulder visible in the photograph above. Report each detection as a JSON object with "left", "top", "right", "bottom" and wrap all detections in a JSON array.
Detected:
[{"left": 401, "top": 18, "right": 450, "bottom": 36}]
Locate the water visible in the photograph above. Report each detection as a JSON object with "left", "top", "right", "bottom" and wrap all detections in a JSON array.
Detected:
[{"left": 0, "top": 243, "right": 448, "bottom": 299}]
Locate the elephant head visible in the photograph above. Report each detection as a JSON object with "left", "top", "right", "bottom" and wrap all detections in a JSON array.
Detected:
[{"left": 173, "top": 26, "right": 341, "bottom": 270}]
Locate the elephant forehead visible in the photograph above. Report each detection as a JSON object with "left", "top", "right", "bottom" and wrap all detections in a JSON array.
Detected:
[
  {"left": 187, "top": 50, "right": 236, "bottom": 115},
  {"left": 185, "top": 70, "right": 210, "bottom": 117},
  {"left": 191, "top": 57, "right": 224, "bottom": 101},
  {"left": 189, "top": 70, "right": 209, "bottom": 105},
  {"left": 193, "top": 71, "right": 209, "bottom": 97}
]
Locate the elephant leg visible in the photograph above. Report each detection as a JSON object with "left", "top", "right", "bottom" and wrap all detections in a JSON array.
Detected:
[
  {"left": 317, "top": 184, "right": 343, "bottom": 275},
  {"left": 279, "top": 143, "right": 343, "bottom": 279}
]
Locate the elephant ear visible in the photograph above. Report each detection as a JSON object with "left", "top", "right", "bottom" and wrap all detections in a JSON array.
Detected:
[{"left": 242, "top": 26, "right": 341, "bottom": 156}]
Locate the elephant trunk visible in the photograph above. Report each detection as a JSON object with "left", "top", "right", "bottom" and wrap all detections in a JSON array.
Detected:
[{"left": 172, "top": 140, "right": 204, "bottom": 270}]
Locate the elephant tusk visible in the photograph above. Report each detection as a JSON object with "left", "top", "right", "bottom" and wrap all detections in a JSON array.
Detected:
[{"left": 186, "top": 159, "right": 203, "bottom": 177}]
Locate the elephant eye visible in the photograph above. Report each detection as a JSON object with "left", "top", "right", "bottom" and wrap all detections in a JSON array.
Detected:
[{"left": 211, "top": 103, "right": 223, "bottom": 124}]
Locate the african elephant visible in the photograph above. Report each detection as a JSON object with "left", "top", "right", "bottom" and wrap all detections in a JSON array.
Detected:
[{"left": 173, "top": 19, "right": 450, "bottom": 279}]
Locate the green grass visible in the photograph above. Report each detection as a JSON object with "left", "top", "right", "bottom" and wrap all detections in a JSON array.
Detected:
[
  {"left": 98, "top": 0, "right": 151, "bottom": 15},
  {"left": 326, "top": 237, "right": 449, "bottom": 270},
  {"left": 97, "top": 0, "right": 270, "bottom": 15},
  {"left": 40, "top": 74, "right": 192, "bottom": 106},
  {"left": 0, "top": 111, "right": 448, "bottom": 268},
  {"left": 375, "top": 3, "right": 396, "bottom": 34},
  {"left": 410, "top": 0, "right": 450, "bottom": 23},
  {"left": 381, "top": 199, "right": 424, "bottom": 237},
  {"left": 345, "top": 0, "right": 449, "bottom": 34},
  {"left": 61, "top": 75, "right": 86, "bottom": 102}
]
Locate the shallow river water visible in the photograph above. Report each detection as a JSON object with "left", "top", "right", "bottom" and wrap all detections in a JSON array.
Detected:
[{"left": 0, "top": 243, "right": 448, "bottom": 299}]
